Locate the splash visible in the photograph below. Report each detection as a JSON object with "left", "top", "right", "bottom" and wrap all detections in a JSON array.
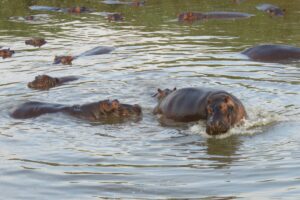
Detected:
[{"left": 189, "top": 107, "right": 288, "bottom": 139}]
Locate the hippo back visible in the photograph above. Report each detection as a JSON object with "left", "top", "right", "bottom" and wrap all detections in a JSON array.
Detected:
[{"left": 159, "top": 88, "right": 225, "bottom": 122}]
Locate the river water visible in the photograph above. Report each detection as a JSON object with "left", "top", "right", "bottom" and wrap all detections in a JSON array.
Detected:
[{"left": 0, "top": 0, "right": 299, "bottom": 199}]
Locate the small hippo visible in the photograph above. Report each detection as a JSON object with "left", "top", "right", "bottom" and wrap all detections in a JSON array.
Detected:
[
  {"left": 256, "top": 4, "right": 285, "bottom": 16},
  {"left": 25, "top": 38, "right": 47, "bottom": 47},
  {"left": 107, "top": 13, "right": 124, "bottom": 21},
  {"left": 0, "top": 49, "right": 15, "bottom": 59},
  {"left": 242, "top": 44, "right": 300, "bottom": 62},
  {"left": 153, "top": 87, "right": 247, "bottom": 135},
  {"left": 102, "top": 0, "right": 145, "bottom": 6},
  {"left": 27, "top": 75, "right": 78, "bottom": 90},
  {"left": 29, "top": 5, "right": 93, "bottom": 14},
  {"left": 11, "top": 99, "right": 142, "bottom": 123},
  {"left": 178, "top": 11, "right": 253, "bottom": 22},
  {"left": 53, "top": 46, "right": 115, "bottom": 65}
]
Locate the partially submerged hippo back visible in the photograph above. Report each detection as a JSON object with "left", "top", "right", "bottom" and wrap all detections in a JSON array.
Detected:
[
  {"left": 153, "top": 87, "right": 247, "bottom": 135},
  {"left": 242, "top": 44, "right": 300, "bottom": 62},
  {"left": 25, "top": 38, "right": 47, "bottom": 47},
  {"left": 11, "top": 99, "right": 142, "bottom": 123},
  {"left": 178, "top": 11, "right": 253, "bottom": 22},
  {"left": 27, "top": 75, "right": 78, "bottom": 90},
  {"left": 256, "top": 4, "right": 285, "bottom": 16}
]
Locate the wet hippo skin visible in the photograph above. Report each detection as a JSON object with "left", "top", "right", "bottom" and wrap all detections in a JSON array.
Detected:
[
  {"left": 27, "top": 75, "right": 78, "bottom": 90},
  {"left": 242, "top": 44, "right": 300, "bottom": 62},
  {"left": 178, "top": 11, "right": 253, "bottom": 22},
  {"left": 11, "top": 100, "right": 142, "bottom": 123},
  {"left": 0, "top": 49, "right": 15, "bottom": 59},
  {"left": 153, "top": 87, "right": 247, "bottom": 135},
  {"left": 256, "top": 4, "right": 285, "bottom": 16},
  {"left": 25, "top": 38, "right": 47, "bottom": 47}
]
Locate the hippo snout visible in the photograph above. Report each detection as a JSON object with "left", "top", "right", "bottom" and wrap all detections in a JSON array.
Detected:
[{"left": 206, "top": 120, "right": 230, "bottom": 135}]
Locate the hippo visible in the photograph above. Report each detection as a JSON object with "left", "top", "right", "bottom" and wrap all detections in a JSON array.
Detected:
[
  {"left": 0, "top": 49, "right": 15, "bottom": 59},
  {"left": 11, "top": 99, "right": 142, "bottom": 123},
  {"left": 102, "top": 0, "right": 145, "bottom": 6},
  {"left": 25, "top": 38, "right": 47, "bottom": 47},
  {"left": 107, "top": 13, "right": 124, "bottom": 21},
  {"left": 242, "top": 44, "right": 300, "bottom": 62},
  {"left": 153, "top": 87, "right": 247, "bottom": 135},
  {"left": 27, "top": 75, "right": 78, "bottom": 90},
  {"left": 256, "top": 4, "right": 285, "bottom": 16},
  {"left": 29, "top": 5, "right": 93, "bottom": 14},
  {"left": 53, "top": 46, "right": 115, "bottom": 65},
  {"left": 178, "top": 11, "right": 253, "bottom": 22}
]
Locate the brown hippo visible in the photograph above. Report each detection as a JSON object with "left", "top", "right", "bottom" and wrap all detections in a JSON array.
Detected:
[
  {"left": 178, "top": 11, "right": 253, "bottom": 22},
  {"left": 256, "top": 4, "right": 285, "bottom": 17},
  {"left": 11, "top": 99, "right": 142, "bottom": 123},
  {"left": 153, "top": 87, "right": 247, "bottom": 135},
  {"left": 25, "top": 38, "right": 47, "bottom": 47},
  {"left": 27, "top": 75, "right": 78, "bottom": 90},
  {"left": 67, "top": 6, "right": 93, "bottom": 14},
  {"left": 0, "top": 49, "right": 15, "bottom": 59},
  {"left": 242, "top": 44, "right": 300, "bottom": 62},
  {"left": 107, "top": 13, "right": 124, "bottom": 21},
  {"left": 54, "top": 46, "right": 114, "bottom": 65}
]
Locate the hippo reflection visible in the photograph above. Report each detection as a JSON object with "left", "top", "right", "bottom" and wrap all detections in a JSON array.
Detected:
[
  {"left": 11, "top": 99, "right": 142, "bottom": 123},
  {"left": 153, "top": 87, "right": 247, "bottom": 135}
]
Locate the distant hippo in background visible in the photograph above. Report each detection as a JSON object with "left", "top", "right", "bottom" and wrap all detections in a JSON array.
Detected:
[
  {"left": 153, "top": 87, "right": 247, "bottom": 135},
  {"left": 107, "top": 13, "right": 124, "bottom": 21},
  {"left": 11, "top": 99, "right": 142, "bottom": 123},
  {"left": 54, "top": 46, "right": 115, "bottom": 65},
  {"left": 0, "top": 49, "right": 15, "bottom": 59},
  {"left": 256, "top": 4, "right": 285, "bottom": 16},
  {"left": 178, "top": 11, "right": 253, "bottom": 22},
  {"left": 102, "top": 0, "right": 145, "bottom": 6},
  {"left": 242, "top": 44, "right": 300, "bottom": 62},
  {"left": 25, "top": 38, "right": 46, "bottom": 47},
  {"left": 27, "top": 75, "right": 78, "bottom": 90},
  {"left": 29, "top": 5, "right": 93, "bottom": 14}
]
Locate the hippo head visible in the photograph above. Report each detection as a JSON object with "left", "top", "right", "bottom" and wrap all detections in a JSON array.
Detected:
[
  {"left": 153, "top": 88, "right": 176, "bottom": 102},
  {"left": 0, "top": 49, "right": 15, "bottom": 59},
  {"left": 178, "top": 12, "right": 203, "bottom": 22},
  {"left": 107, "top": 13, "right": 124, "bottom": 21},
  {"left": 54, "top": 56, "right": 73, "bottom": 65},
  {"left": 206, "top": 94, "right": 237, "bottom": 135},
  {"left": 68, "top": 6, "right": 90, "bottom": 14},
  {"left": 266, "top": 8, "right": 285, "bottom": 16},
  {"left": 27, "top": 75, "right": 59, "bottom": 90}
]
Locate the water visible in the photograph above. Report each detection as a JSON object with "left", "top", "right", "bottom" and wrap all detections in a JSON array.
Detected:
[{"left": 1, "top": 0, "right": 300, "bottom": 199}]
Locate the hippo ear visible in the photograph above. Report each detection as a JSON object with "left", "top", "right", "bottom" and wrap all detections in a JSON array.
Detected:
[
  {"left": 224, "top": 95, "right": 231, "bottom": 103},
  {"left": 157, "top": 88, "right": 163, "bottom": 94},
  {"left": 111, "top": 99, "right": 120, "bottom": 110},
  {"left": 173, "top": 87, "right": 177, "bottom": 91},
  {"left": 207, "top": 98, "right": 212, "bottom": 105}
]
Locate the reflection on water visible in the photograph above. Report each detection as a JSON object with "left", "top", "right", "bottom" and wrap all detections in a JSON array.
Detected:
[{"left": 0, "top": 0, "right": 300, "bottom": 199}]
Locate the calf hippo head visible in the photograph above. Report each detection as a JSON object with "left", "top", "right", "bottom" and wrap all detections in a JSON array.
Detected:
[
  {"left": 27, "top": 75, "right": 59, "bottom": 90},
  {"left": 54, "top": 56, "right": 74, "bottom": 65},
  {"left": 178, "top": 12, "right": 203, "bottom": 22},
  {"left": 153, "top": 88, "right": 176, "bottom": 102},
  {"left": 206, "top": 94, "right": 237, "bottom": 135},
  {"left": 0, "top": 49, "right": 15, "bottom": 59}
]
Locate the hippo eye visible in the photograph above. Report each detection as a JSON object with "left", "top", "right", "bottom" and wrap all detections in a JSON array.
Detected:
[{"left": 207, "top": 107, "right": 213, "bottom": 115}]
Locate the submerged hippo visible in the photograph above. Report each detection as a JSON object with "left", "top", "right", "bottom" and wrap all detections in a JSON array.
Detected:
[
  {"left": 29, "top": 5, "right": 93, "bottom": 14},
  {"left": 242, "top": 44, "right": 300, "bottom": 62},
  {"left": 11, "top": 99, "right": 142, "bottom": 123},
  {"left": 153, "top": 87, "right": 247, "bottom": 135},
  {"left": 54, "top": 46, "right": 115, "bottom": 65},
  {"left": 27, "top": 75, "right": 78, "bottom": 90},
  {"left": 102, "top": 0, "right": 145, "bottom": 6},
  {"left": 107, "top": 13, "right": 124, "bottom": 21},
  {"left": 178, "top": 11, "right": 253, "bottom": 22},
  {"left": 0, "top": 49, "right": 15, "bottom": 59},
  {"left": 25, "top": 38, "right": 46, "bottom": 47},
  {"left": 256, "top": 4, "right": 285, "bottom": 16}
]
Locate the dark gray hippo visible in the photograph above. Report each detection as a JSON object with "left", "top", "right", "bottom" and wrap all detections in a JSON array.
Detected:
[
  {"left": 178, "top": 11, "right": 253, "bottom": 22},
  {"left": 27, "top": 75, "right": 78, "bottom": 90},
  {"left": 54, "top": 46, "right": 115, "bottom": 65},
  {"left": 11, "top": 99, "right": 142, "bottom": 123},
  {"left": 256, "top": 4, "right": 285, "bottom": 16},
  {"left": 102, "top": 0, "right": 145, "bottom": 6},
  {"left": 29, "top": 5, "right": 93, "bottom": 14},
  {"left": 242, "top": 44, "right": 300, "bottom": 62},
  {"left": 153, "top": 87, "right": 247, "bottom": 135}
]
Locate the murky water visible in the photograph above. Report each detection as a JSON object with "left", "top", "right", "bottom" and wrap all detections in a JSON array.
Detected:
[{"left": 1, "top": 0, "right": 300, "bottom": 199}]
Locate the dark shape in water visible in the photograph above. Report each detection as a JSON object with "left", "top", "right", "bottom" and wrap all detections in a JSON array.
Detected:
[
  {"left": 242, "top": 44, "right": 300, "bottom": 62},
  {"left": 29, "top": 5, "right": 93, "bottom": 14},
  {"left": 27, "top": 75, "right": 78, "bottom": 90},
  {"left": 178, "top": 11, "right": 254, "bottom": 22},
  {"left": 102, "top": 0, "right": 145, "bottom": 6},
  {"left": 11, "top": 100, "right": 142, "bottom": 123},
  {"left": 256, "top": 4, "right": 285, "bottom": 16},
  {"left": 0, "top": 49, "right": 15, "bottom": 59},
  {"left": 25, "top": 38, "right": 47, "bottom": 47},
  {"left": 107, "top": 13, "right": 124, "bottom": 21},
  {"left": 53, "top": 46, "right": 115, "bottom": 65},
  {"left": 153, "top": 87, "right": 247, "bottom": 135}
]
